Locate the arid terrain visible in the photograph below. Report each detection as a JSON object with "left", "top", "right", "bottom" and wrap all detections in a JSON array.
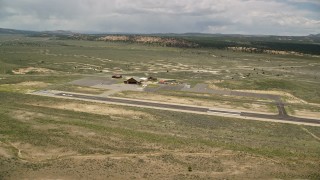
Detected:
[{"left": 0, "top": 33, "right": 320, "bottom": 179}]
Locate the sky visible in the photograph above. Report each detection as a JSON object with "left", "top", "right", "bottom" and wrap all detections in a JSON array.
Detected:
[{"left": 0, "top": 0, "right": 319, "bottom": 35}]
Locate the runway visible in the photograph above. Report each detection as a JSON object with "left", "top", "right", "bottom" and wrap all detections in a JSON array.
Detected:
[{"left": 54, "top": 92, "right": 320, "bottom": 126}]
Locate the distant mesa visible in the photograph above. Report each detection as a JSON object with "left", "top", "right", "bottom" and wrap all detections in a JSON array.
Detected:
[
  {"left": 308, "top": 33, "right": 320, "bottom": 37},
  {"left": 42, "top": 30, "right": 74, "bottom": 35},
  {"left": 99, "top": 35, "right": 130, "bottom": 41},
  {"left": 1, "top": 28, "right": 319, "bottom": 55},
  {"left": 0, "top": 28, "right": 76, "bottom": 36},
  {"left": 96, "top": 35, "right": 198, "bottom": 48},
  {"left": 0, "top": 28, "right": 38, "bottom": 35}
]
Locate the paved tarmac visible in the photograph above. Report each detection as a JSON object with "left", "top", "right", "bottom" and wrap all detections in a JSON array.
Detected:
[
  {"left": 55, "top": 92, "right": 320, "bottom": 125},
  {"left": 69, "top": 78, "right": 287, "bottom": 117}
]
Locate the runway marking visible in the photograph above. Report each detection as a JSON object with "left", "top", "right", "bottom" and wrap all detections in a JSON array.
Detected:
[
  {"left": 207, "top": 110, "right": 241, "bottom": 116},
  {"left": 54, "top": 92, "right": 320, "bottom": 125},
  {"left": 30, "top": 91, "right": 320, "bottom": 126}
]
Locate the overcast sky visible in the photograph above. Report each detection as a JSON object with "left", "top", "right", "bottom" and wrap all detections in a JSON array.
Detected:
[{"left": 0, "top": 0, "right": 319, "bottom": 35}]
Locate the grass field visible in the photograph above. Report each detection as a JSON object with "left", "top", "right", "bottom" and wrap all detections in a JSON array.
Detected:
[
  {"left": 1, "top": 91, "right": 320, "bottom": 179},
  {"left": 1, "top": 35, "right": 319, "bottom": 102},
  {"left": 113, "top": 90, "right": 278, "bottom": 114},
  {"left": 0, "top": 35, "right": 320, "bottom": 179}
]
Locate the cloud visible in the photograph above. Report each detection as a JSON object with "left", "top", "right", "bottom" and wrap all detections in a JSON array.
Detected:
[
  {"left": 0, "top": 0, "right": 319, "bottom": 35},
  {"left": 286, "top": 0, "right": 320, "bottom": 5}
]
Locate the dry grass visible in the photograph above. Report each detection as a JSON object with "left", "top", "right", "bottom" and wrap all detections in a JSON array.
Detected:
[
  {"left": 4, "top": 149, "right": 287, "bottom": 179},
  {"left": 29, "top": 101, "right": 154, "bottom": 120},
  {"left": 1, "top": 94, "right": 319, "bottom": 179},
  {"left": 0, "top": 81, "right": 50, "bottom": 93},
  {"left": 292, "top": 110, "right": 320, "bottom": 119},
  {"left": 114, "top": 91, "right": 276, "bottom": 114},
  {"left": 50, "top": 84, "right": 107, "bottom": 95},
  {"left": 1, "top": 36, "right": 320, "bottom": 179},
  {"left": 12, "top": 67, "right": 55, "bottom": 75}
]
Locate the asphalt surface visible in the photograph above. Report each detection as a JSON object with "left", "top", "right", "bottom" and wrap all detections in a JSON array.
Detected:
[
  {"left": 276, "top": 102, "right": 288, "bottom": 117},
  {"left": 181, "top": 83, "right": 299, "bottom": 123},
  {"left": 68, "top": 79, "right": 288, "bottom": 118},
  {"left": 55, "top": 92, "right": 320, "bottom": 125}
]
